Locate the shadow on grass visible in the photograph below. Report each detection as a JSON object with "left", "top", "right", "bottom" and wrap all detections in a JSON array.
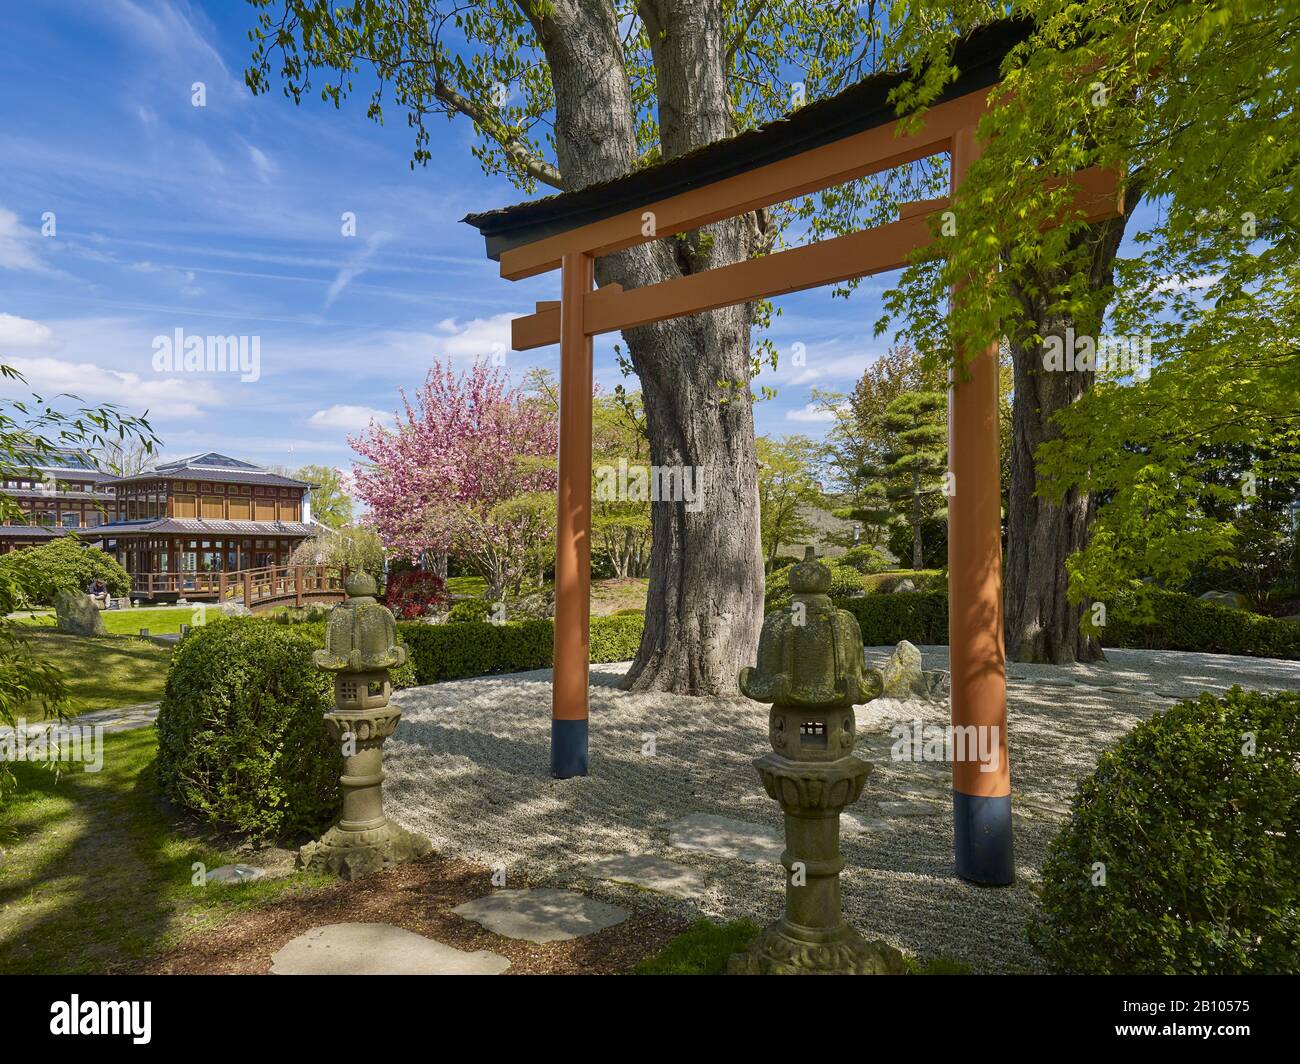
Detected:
[{"left": 0, "top": 729, "right": 325, "bottom": 974}]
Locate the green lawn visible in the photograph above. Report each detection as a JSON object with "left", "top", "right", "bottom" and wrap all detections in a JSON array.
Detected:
[
  {"left": 18, "top": 606, "right": 198, "bottom": 637},
  {"left": 14, "top": 630, "right": 173, "bottom": 720},
  {"left": 445, "top": 575, "right": 488, "bottom": 596},
  {"left": 0, "top": 729, "right": 331, "bottom": 974}
]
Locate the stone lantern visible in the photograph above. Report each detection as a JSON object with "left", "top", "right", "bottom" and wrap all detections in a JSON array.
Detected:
[
  {"left": 730, "top": 547, "right": 906, "bottom": 974},
  {"left": 299, "top": 572, "right": 432, "bottom": 879}
]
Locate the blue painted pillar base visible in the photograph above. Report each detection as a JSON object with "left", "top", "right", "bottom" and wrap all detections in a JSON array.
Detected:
[
  {"left": 550, "top": 718, "right": 589, "bottom": 779},
  {"left": 953, "top": 790, "right": 1014, "bottom": 885}
]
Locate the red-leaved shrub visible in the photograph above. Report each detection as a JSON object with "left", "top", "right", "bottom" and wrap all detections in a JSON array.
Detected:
[{"left": 385, "top": 570, "right": 448, "bottom": 619}]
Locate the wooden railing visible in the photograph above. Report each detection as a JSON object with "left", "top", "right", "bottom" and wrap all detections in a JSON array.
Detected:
[{"left": 131, "top": 565, "right": 347, "bottom": 611}]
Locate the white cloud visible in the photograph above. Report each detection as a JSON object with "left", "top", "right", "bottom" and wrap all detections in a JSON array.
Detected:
[
  {"left": 6, "top": 355, "right": 216, "bottom": 418},
  {"left": 245, "top": 142, "right": 278, "bottom": 183},
  {"left": 0, "top": 207, "right": 53, "bottom": 273},
  {"left": 1155, "top": 273, "right": 1221, "bottom": 293},
  {"left": 325, "top": 233, "right": 389, "bottom": 309},
  {"left": 430, "top": 313, "right": 519, "bottom": 361},
  {"left": 786, "top": 402, "right": 840, "bottom": 423},
  {"left": 309, "top": 404, "right": 392, "bottom": 433},
  {"left": 0, "top": 313, "right": 56, "bottom": 348}
]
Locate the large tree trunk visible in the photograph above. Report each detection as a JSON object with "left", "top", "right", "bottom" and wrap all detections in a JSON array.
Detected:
[
  {"left": 528, "top": 0, "right": 764, "bottom": 694},
  {"left": 1004, "top": 213, "right": 1131, "bottom": 663}
]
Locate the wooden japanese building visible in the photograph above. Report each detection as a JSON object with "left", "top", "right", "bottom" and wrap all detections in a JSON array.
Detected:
[
  {"left": 0, "top": 451, "right": 319, "bottom": 600},
  {"left": 0, "top": 447, "right": 117, "bottom": 553},
  {"left": 92, "top": 454, "right": 316, "bottom": 598}
]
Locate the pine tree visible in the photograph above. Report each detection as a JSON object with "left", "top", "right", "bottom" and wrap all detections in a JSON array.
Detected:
[{"left": 872, "top": 391, "right": 948, "bottom": 570}]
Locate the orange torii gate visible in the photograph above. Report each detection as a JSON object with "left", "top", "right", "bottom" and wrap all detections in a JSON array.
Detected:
[{"left": 464, "top": 20, "right": 1120, "bottom": 884}]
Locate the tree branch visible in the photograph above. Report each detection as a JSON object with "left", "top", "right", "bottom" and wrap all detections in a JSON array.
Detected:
[
  {"left": 432, "top": 77, "right": 563, "bottom": 189},
  {"left": 725, "top": 0, "right": 766, "bottom": 66}
]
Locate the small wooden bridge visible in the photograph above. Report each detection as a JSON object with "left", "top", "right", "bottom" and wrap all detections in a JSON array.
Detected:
[{"left": 130, "top": 564, "right": 348, "bottom": 613}]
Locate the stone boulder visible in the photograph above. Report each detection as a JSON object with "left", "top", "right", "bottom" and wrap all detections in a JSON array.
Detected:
[
  {"left": 1199, "top": 590, "right": 1250, "bottom": 609},
  {"left": 508, "top": 589, "right": 555, "bottom": 620},
  {"left": 217, "top": 601, "right": 252, "bottom": 618},
  {"left": 879, "top": 640, "right": 924, "bottom": 698},
  {"left": 53, "top": 591, "right": 107, "bottom": 637},
  {"left": 890, "top": 578, "right": 917, "bottom": 593}
]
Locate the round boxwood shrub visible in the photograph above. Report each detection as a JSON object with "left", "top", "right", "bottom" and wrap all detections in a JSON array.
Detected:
[
  {"left": 839, "top": 545, "right": 890, "bottom": 574},
  {"left": 156, "top": 618, "right": 339, "bottom": 839},
  {"left": 0, "top": 537, "right": 129, "bottom": 607},
  {"left": 1028, "top": 687, "right": 1300, "bottom": 974}
]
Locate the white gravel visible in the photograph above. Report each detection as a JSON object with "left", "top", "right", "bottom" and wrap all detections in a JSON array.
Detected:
[{"left": 386, "top": 647, "right": 1300, "bottom": 972}]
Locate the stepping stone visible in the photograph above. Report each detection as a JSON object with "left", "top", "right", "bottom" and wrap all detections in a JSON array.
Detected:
[
  {"left": 667, "top": 813, "right": 783, "bottom": 864},
  {"left": 584, "top": 855, "right": 705, "bottom": 898},
  {"left": 204, "top": 863, "right": 265, "bottom": 885},
  {"left": 452, "top": 888, "right": 627, "bottom": 943},
  {"left": 271, "top": 923, "right": 509, "bottom": 975},
  {"left": 877, "top": 799, "right": 943, "bottom": 817},
  {"left": 840, "top": 812, "right": 893, "bottom": 835}
]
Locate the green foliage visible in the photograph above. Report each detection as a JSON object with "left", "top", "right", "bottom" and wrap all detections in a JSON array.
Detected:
[
  {"left": 833, "top": 592, "right": 949, "bottom": 646},
  {"left": 827, "top": 564, "right": 865, "bottom": 599},
  {"left": 291, "top": 524, "right": 385, "bottom": 574},
  {"left": 868, "top": 390, "right": 948, "bottom": 569},
  {"left": 879, "top": 3, "right": 1300, "bottom": 607},
  {"left": 397, "top": 615, "right": 644, "bottom": 685},
  {"left": 293, "top": 463, "right": 354, "bottom": 528},
  {"left": 756, "top": 435, "right": 825, "bottom": 569},
  {"left": 763, "top": 562, "right": 796, "bottom": 611},
  {"left": 0, "top": 362, "right": 155, "bottom": 747},
  {"left": 634, "top": 919, "right": 761, "bottom": 975},
  {"left": 1100, "top": 588, "right": 1300, "bottom": 660},
  {"left": 0, "top": 617, "right": 70, "bottom": 787},
  {"left": 1028, "top": 688, "right": 1300, "bottom": 974},
  {"left": 155, "top": 620, "right": 338, "bottom": 839},
  {"left": 887, "top": 515, "right": 949, "bottom": 575},
  {"left": 447, "top": 598, "right": 492, "bottom": 623},
  {"left": 0, "top": 538, "right": 130, "bottom": 607},
  {"left": 838, "top": 545, "right": 891, "bottom": 574}
]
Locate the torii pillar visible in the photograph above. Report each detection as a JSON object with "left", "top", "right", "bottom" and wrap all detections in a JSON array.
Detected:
[
  {"left": 947, "top": 124, "right": 1012, "bottom": 884},
  {"left": 551, "top": 251, "right": 594, "bottom": 778}
]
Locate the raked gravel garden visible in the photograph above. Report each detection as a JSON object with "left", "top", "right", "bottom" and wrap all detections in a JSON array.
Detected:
[{"left": 381, "top": 645, "right": 1300, "bottom": 973}]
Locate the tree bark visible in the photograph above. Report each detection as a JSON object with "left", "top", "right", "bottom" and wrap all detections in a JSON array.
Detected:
[
  {"left": 525, "top": 0, "right": 763, "bottom": 694},
  {"left": 911, "top": 467, "right": 923, "bottom": 570},
  {"left": 1004, "top": 211, "right": 1132, "bottom": 664}
]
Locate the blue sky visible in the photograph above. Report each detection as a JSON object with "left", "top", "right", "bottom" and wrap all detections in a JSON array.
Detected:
[{"left": 1, "top": 1, "right": 949, "bottom": 475}]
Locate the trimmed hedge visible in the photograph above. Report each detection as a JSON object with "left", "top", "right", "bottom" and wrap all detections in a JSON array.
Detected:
[
  {"left": 156, "top": 619, "right": 338, "bottom": 839},
  {"left": 829, "top": 586, "right": 1300, "bottom": 659},
  {"left": 862, "top": 569, "right": 945, "bottom": 594},
  {"left": 1028, "top": 687, "right": 1300, "bottom": 974},
  {"left": 1101, "top": 587, "right": 1300, "bottom": 659},
  {"left": 833, "top": 591, "right": 948, "bottom": 645},
  {"left": 396, "top": 614, "right": 645, "bottom": 685}
]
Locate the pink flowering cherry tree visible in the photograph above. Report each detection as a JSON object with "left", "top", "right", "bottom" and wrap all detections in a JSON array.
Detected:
[{"left": 350, "top": 359, "right": 558, "bottom": 601}]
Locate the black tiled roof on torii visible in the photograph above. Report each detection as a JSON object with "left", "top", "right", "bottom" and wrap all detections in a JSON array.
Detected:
[{"left": 462, "top": 19, "right": 1032, "bottom": 260}]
